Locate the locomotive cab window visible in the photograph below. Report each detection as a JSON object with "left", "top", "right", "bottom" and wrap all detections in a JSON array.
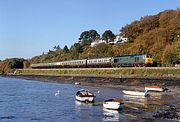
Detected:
[
  {"left": 146, "top": 54, "right": 152, "bottom": 58},
  {"left": 114, "top": 59, "right": 118, "bottom": 63}
]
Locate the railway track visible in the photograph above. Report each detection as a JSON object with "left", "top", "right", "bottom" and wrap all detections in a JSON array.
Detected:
[{"left": 21, "top": 67, "right": 180, "bottom": 70}]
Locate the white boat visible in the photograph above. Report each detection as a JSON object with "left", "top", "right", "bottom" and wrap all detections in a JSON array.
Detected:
[
  {"left": 145, "top": 85, "right": 166, "bottom": 92},
  {"left": 122, "top": 90, "right": 149, "bottom": 97},
  {"left": 75, "top": 89, "right": 95, "bottom": 103},
  {"left": 103, "top": 98, "right": 124, "bottom": 110}
]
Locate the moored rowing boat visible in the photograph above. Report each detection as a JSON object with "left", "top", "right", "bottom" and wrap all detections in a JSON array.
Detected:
[
  {"left": 103, "top": 98, "right": 124, "bottom": 110},
  {"left": 75, "top": 89, "right": 95, "bottom": 103},
  {"left": 145, "top": 86, "right": 165, "bottom": 92},
  {"left": 122, "top": 90, "right": 149, "bottom": 97}
]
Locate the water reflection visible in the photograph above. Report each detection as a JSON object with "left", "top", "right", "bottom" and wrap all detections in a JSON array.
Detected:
[
  {"left": 123, "top": 94, "right": 147, "bottom": 107},
  {"left": 74, "top": 100, "right": 103, "bottom": 122},
  {"left": 102, "top": 108, "right": 123, "bottom": 122},
  {"left": 75, "top": 100, "right": 94, "bottom": 107}
]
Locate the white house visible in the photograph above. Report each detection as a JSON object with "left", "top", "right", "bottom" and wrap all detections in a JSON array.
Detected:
[
  {"left": 114, "top": 35, "right": 128, "bottom": 44},
  {"left": 91, "top": 39, "right": 106, "bottom": 47},
  {"left": 90, "top": 35, "right": 128, "bottom": 47}
]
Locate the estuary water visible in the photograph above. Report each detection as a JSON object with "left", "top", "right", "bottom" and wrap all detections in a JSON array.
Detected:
[{"left": 0, "top": 76, "right": 179, "bottom": 122}]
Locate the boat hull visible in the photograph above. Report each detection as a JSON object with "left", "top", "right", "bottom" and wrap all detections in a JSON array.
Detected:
[
  {"left": 75, "top": 95, "right": 95, "bottom": 102},
  {"left": 122, "top": 90, "right": 147, "bottom": 96},
  {"left": 145, "top": 86, "right": 163, "bottom": 92},
  {"left": 103, "top": 101, "right": 123, "bottom": 110}
]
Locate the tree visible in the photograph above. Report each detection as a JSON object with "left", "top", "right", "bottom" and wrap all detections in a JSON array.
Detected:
[
  {"left": 71, "top": 43, "right": 83, "bottom": 53},
  {"left": 159, "top": 10, "right": 176, "bottom": 28},
  {"left": 23, "top": 61, "right": 30, "bottom": 68},
  {"left": 56, "top": 45, "right": 61, "bottom": 50},
  {"left": 11, "top": 58, "right": 25, "bottom": 69},
  {"left": 63, "top": 45, "right": 69, "bottom": 53},
  {"left": 53, "top": 45, "right": 57, "bottom": 50},
  {"left": 102, "top": 30, "right": 115, "bottom": 44},
  {"left": 79, "top": 29, "right": 100, "bottom": 46},
  {"left": 92, "top": 43, "right": 109, "bottom": 58},
  {"left": 162, "top": 41, "right": 180, "bottom": 66},
  {"left": 89, "top": 29, "right": 100, "bottom": 41}
]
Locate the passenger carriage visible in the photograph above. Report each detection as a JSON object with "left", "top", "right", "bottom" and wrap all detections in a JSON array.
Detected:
[
  {"left": 60, "top": 59, "right": 87, "bottom": 68},
  {"left": 87, "top": 57, "right": 112, "bottom": 68},
  {"left": 31, "top": 59, "right": 87, "bottom": 68},
  {"left": 31, "top": 62, "right": 62, "bottom": 68}
]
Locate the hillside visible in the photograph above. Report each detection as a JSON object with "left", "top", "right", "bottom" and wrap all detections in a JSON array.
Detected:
[
  {"left": 0, "top": 9, "right": 179, "bottom": 73},
  {"left": 0, "top": 58, "right": 25, "bottom": 73},
  {"left": 120, "top": 9, "right": 180, "bottom": 65},
  {"left": 31, "top": 9, "right": 179, "bottom": 66}
]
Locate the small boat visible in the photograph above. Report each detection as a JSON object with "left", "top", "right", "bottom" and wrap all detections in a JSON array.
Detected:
[
  {"left": 122, "top": 90, "right": 149, "bottom": 97},
  {"left": 103, "top": 98, "right": 124, "bottom": 110},
  {"left": 75, "top": 89, "right": 95, "bottom": 103},
  {"left": 145, "top": 85, "right": 167, "bottom": 92}
]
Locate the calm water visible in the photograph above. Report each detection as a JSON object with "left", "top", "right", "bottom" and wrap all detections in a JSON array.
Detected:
[{"left": 0, "top": 77, "right": 179, "bottom": 122}]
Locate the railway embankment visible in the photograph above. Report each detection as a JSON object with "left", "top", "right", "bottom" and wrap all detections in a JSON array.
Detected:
[
  {"left": 2, "top": 67, "right": 180, "bottom": 88},
  {"left": 15, "top": 67, "right": 180, "bottom": 78}
]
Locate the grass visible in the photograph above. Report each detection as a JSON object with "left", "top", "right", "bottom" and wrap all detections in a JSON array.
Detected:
[{"left": 15, "top": 67, "right": 180, "bottom": 77}]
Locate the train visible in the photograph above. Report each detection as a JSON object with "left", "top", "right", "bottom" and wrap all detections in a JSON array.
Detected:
[{"left": 31, "top": 54, "right": 153, "bottom": 69}]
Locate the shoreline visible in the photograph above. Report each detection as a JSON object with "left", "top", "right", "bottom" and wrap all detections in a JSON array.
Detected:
[{"left": 1, "top": 74, "right": 180, "bottom": 88}]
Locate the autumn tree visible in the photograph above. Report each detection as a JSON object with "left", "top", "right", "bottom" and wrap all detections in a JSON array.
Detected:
[
  {"left": 92, "top": 43, "right": 109, "bottom": 58},
  {"left": 162, "top": 41, "right": 180, "bottom": 66}
]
